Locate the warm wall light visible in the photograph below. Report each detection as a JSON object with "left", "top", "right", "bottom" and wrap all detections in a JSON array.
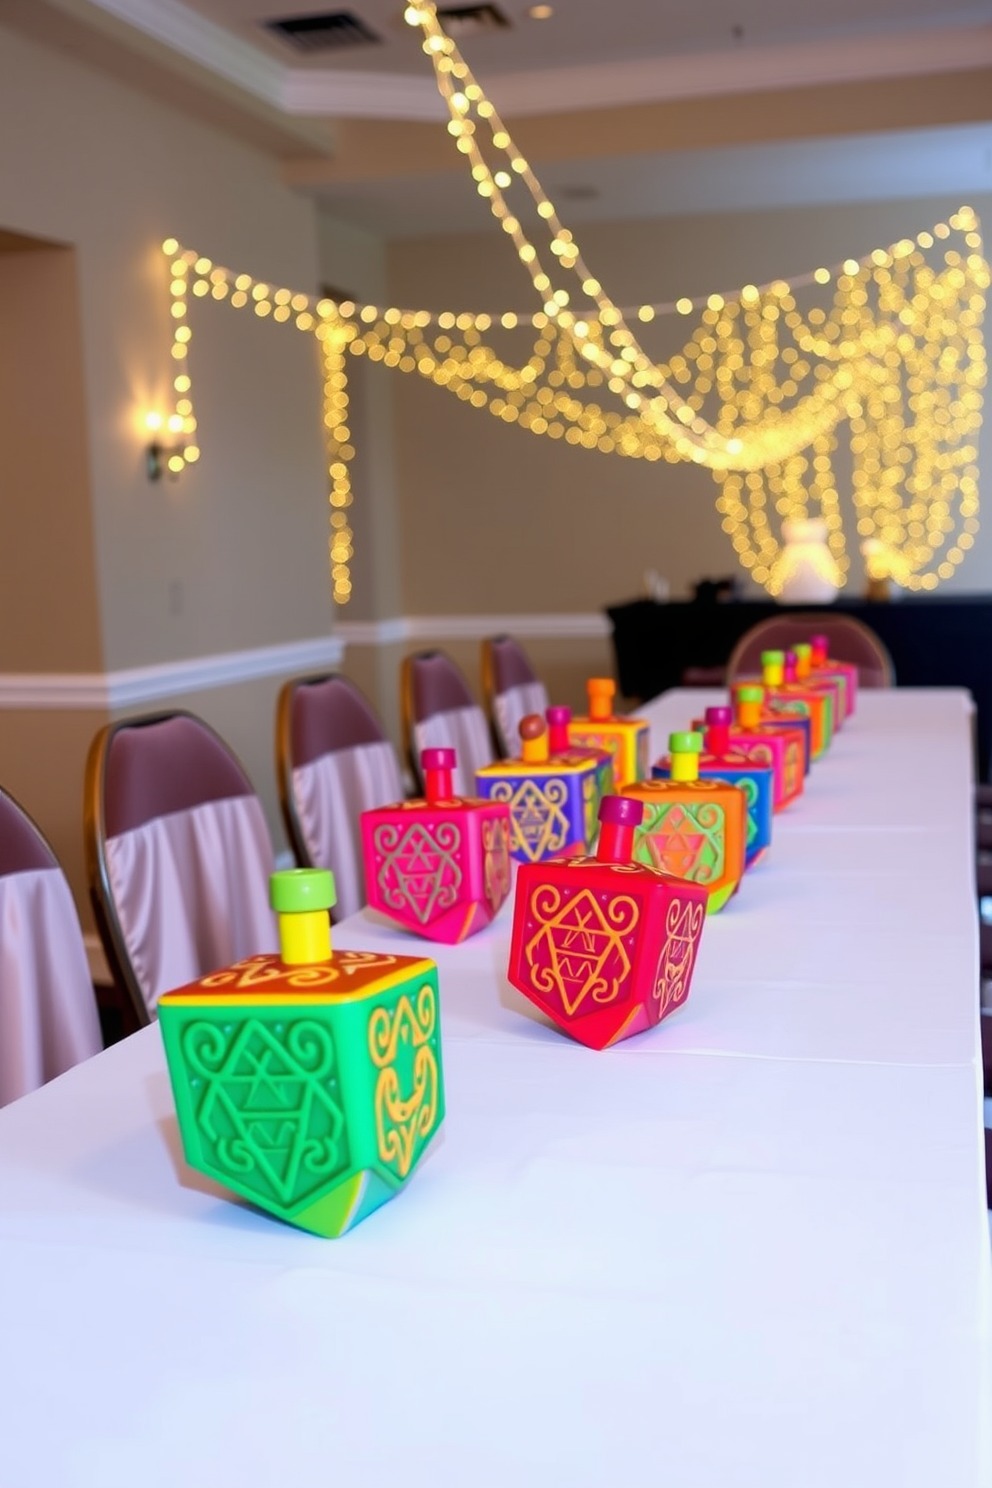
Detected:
[
  {"left": 527, "top": 4, "right": 554, "bottom": 16},
  {"left": 144, "top": 410, "right": 188, "bottom": 480}
]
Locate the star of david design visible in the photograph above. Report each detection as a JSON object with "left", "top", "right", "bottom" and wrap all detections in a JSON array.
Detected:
[
  {"left": 186, "top": 1018, "right": 347, "bottom": 1208},
  {"left": 503, "top": 778, "right": 570, "bottom": 862},
  {"left": 375, "top": 821, "right": 463, "bottom": 923},
  {"left": 525, "top": 885, "right": 638, "bottom": 1017}
]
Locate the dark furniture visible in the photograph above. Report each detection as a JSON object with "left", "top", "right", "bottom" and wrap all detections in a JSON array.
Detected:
[{"left": 607, "top": 596, "right": 992, "bottom": 778}]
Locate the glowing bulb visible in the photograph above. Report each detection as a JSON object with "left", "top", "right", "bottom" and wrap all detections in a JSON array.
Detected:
[{"left": 144, "top": 412, "right": 163, "bottom": 433}]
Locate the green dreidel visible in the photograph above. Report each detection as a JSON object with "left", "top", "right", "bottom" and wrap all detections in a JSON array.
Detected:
[{"left": 159, "top": 867, "right": 445, "bottom": 1237}]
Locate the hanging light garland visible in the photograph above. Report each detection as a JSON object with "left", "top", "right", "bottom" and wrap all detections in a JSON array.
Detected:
[{"left": 158, "top": 4, "right": 987, "bottom": 602}]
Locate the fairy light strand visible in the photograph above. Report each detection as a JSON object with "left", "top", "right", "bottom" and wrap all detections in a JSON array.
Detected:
[{"left": 156, "top": 8, "right": 986, "bottom": 601}]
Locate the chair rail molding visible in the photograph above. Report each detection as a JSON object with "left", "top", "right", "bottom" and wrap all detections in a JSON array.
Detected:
[
  {"left": 334, "top": 612, "right": 612, "bottom": 645},
  {"left": 0, "top": 635, "right": 345, "bottom": 710}
]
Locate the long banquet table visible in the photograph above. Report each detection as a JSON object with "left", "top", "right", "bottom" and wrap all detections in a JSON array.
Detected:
[{"left": 0, "top": 690, "right": 989, "bottom": 1487}]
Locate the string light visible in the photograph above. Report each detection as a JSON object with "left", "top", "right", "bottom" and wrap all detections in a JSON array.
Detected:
[{"left": 156, "top": 13, "right": 987, "bottom": 601}]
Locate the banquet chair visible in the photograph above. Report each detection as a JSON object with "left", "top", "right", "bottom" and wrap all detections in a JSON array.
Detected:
[
  {"left": 726, "top": 614, "right": 894, "bottom": 687},
  {"left": 481, "top": 634, "right": 549, "bottom": 757},
  {"left": 84, "top": 711, "right": 278, "bottom": 1026},
  {"left": 400, "top": 649, "right": 494, "bottom": 795},
  {"left": 276, "top": 672, "right": 403, "bottom": 921},
  {"left": 0, "top": 788, "right": 103, "bottom": 1105}
]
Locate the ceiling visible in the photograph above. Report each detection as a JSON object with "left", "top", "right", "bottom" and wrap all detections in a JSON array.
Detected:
[
  {"left": 312, "top": 121, "right": 992, "bottom": 238},
  {"left": 7, "top": 0, "right": 992, "bottom": 235},
  {"left": 182, "top": 0, "right": 992, "bottom": 74},
  {"left": 28, "top": 0, "right": 992, "bottom": 121}
]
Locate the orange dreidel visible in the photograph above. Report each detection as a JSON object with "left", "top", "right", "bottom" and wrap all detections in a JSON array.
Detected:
[
  {"left": 732, "top": 685, "right": 805, "bottom": 809},
  {"left": 546, "top": 704, "right": 614, "bottom": 828},
  {"left": 622, "top": 730, "right": 747, "bottom": 912},
  {"left": 788, "top": 646, "right": 845, "bottom": 732},
  {"left": 475, "top": 714, "right": 600, "bottom": 864},
  {"left": 567, "top": 676, "right": 650, "bottom": 788},
  {"left": 507, "top": 794, "right": 709, "bottom": 1048},
  {"left": 761, "top": 649, "right": 833, "bottom": 760},
  {"left": 808, "top": 634, "right": 859, "bottom": 718}
]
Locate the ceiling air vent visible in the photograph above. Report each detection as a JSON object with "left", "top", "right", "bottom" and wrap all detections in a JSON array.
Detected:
[
  {"left": 436, "top": 5, "right": 510, "bottom": 36},
  {"left": 263, "top": 11, "right": 382, "bottom": 52}
]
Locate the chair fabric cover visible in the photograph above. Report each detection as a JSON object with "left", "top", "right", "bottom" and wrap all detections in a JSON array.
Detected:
[
  {"left": 291, "top": 740, "right": 403, "bottom": 920},
  {"left": 727, "top": 614, "right": 894, "bottom": 688},
  {"left": 0, "top": 866, "right": 103, "bottom": 1106},
  {"left": 493, "top": 680, "right": 550, "bottom": 757},
  {"left": 413, "top": 706, "right": 494, "bottom": 796},
  {"left": 104, "top": 795, "right": 277, "bottom": 1016}
]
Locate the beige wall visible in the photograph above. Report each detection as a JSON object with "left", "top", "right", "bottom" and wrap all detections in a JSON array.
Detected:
[
  {"left": 387, "top": 193, "right": 992, "bottom": 610},
  {"left": 0, "top": 20, "right": 335, "bottom": 911}
]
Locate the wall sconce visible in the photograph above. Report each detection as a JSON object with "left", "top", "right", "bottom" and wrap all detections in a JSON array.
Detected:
[{"left": 144, "top": 412, "right": 187, "bottom": 481}]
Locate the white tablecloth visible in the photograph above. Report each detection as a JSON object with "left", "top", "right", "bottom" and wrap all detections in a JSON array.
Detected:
[{"left": 0, "top": 690, "right": 988, "bottom": 1488}]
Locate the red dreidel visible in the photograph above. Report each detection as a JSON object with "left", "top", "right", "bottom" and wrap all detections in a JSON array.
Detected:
[
  {"left": 567, "top": 677, "right": 650, "bottom": 788},
  {"left": 507, "top": 795, "right": 709, "bottom": 1049},
  {"left": 622, "top": 731, "right": 747, "bottom": 912},
  {"left": 475, "top": 714, "right": 600, "bottom": 864},
  {"left": 732, "top": 679, "right": 812, "bottom": 778},
  {"left": 761, "top": 649, "right": 833, "bottom": 759},
  {"left": 733, "top": 686, "right": 805, "bottom": 809},
  {"left": 361, "top": 746, "right": 511, "bottom": 943}
]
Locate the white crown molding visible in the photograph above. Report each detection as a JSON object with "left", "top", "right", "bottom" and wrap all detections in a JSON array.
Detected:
[
  {"left": 78, "top": 0, "right": 286, "bottom": 104},
  {"left": 76, "top": 2, "right": 992, "bottom": 123},
  {"left": 335, "top": 613, "right": 611, "bottom": 645},
  {"left": 0, "top": 635, "right": 344, "bottom": 710}
]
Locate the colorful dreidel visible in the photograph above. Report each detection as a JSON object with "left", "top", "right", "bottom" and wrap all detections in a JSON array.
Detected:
[
  {"left": 475, "top": 714, "right": 599, "bottom": 864},
  {"left": 567, "top": 677, "right": 650, "bottom": 788},
  {"left": 547, "top": 704, "right": 614, "bottom": 818},
  {"left": 622, "top": 731, "right": 747, "bottom": 912},
  {"left": 361, "top": 747, "right": 511, "bottom": 943},
  {"left": 761, "top": 649, "right": 833, "bottom": 759},
  {"left": 732, "top": 686, "right": 805, "bottom": 809},
  {"left": 507, "top": 795, "right": 709, "bottom": 1049},
  {"left": 787, "top": 646, "right": 845, "bottom": 732},
  {"left": 732, "top": 679, "right": 812, "bottom": 778},
  {"left": 654, "top": 717, "right": 774, "bottom": 868},
  {"left": 158, "top": 868, "right": 445, "bottom": 1238},
  {"left": 808, "top": 634, "right": 859, "bottom": 718}
]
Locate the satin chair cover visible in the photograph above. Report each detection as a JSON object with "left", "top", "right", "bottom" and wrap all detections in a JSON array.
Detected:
[
  {"left": 291, "top": 740, "right": 403, "bottom": 921},
  {"left": 104, "top": 795, "right": 277, "bottom": 1016},
  {"left": 413, "top": 706, "right": 493, "bottom": 796},
  {"left": 0, "top": 867, "right": 103, "bottom": 1106},
  {"left": 493, "top": 680, "right": 550, "bottom": 757}
]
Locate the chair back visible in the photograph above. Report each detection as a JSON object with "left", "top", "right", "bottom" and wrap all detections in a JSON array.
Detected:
[
  {"left": 277, "top": 672, "right": 403, "bottom": 921},
  {"left": 481, "top": 635, "right": 550, "bottom": 756},
  {"left": 727, "top": 614, "right": 894, "bottom": 688},
  {"left": 0, "top": 788, "right": 102, "bottom": 1104},
  {"left": 85, "top": 711, "right": 277, "bottom": 1025},
  {"left": 401, "top": 650, "right": 494, "bottom": 795}
]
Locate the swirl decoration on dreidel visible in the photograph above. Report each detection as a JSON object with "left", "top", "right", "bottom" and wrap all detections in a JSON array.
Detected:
[
  {"left": 655, "top": 900, "right": 706, "bottom": 1017},
  {"left": 368, "top": 985, "right": 440, "bottom": 1179}
]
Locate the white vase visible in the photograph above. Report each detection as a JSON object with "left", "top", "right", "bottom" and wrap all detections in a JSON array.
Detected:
[{"left": 773, "top": 519, "right": 841, "bottom": 603}]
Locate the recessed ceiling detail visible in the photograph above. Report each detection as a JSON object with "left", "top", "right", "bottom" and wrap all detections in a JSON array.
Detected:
[
  {"left": 436, "top": 5, "right": 510, "bottom": 37},
  {"left": 264, "top": 11, "right": 382, "bottom": 52}
]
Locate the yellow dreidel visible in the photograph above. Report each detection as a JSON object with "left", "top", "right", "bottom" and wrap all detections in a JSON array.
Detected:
[{"left": 270, "top": 867, "right": 336, "bottom": 965}]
